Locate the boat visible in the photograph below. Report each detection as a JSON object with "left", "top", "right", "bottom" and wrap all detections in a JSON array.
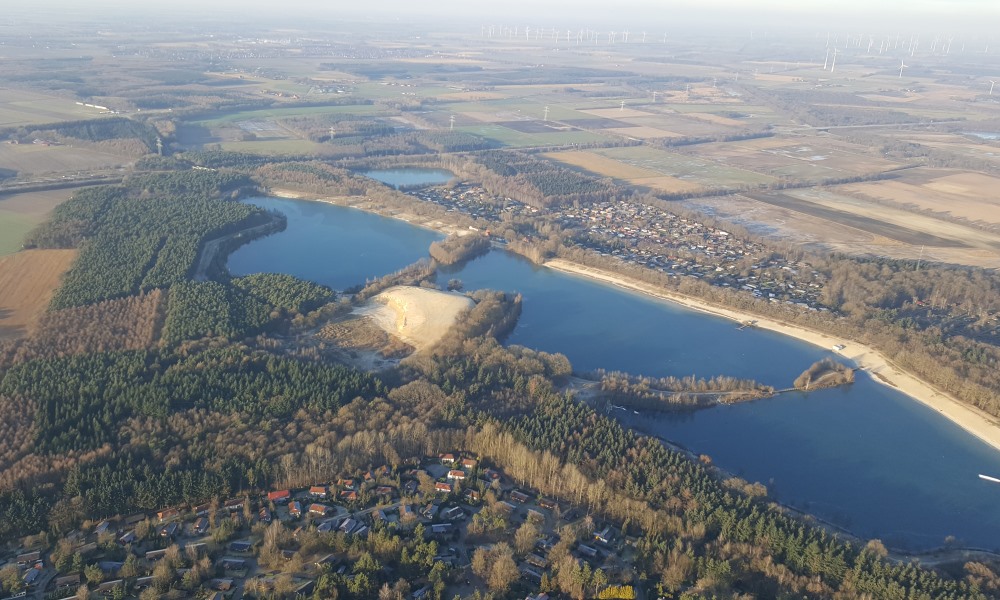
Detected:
[{"left": 978, "top": 474, "right": 1000, "bottom": 483}]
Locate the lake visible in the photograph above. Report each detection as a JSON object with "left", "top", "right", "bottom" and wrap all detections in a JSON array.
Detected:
[
  {"left": 362, "top": 167, "right": 455, "bottom": 189},
  {"left": 230, "top": 196, "right": 1000, "bottom": 551}
]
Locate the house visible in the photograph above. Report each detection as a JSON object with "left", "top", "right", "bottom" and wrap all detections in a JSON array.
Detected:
[
  {"left": 157, "top": 508, "right": 180, "bottom": 522},
  {"left": 22, "top": 567, "right": 41, "bottom": 587},
  {"left": 289, "top": 501, "right": 303, "bottom": 518},
  {"left": 208, "top": 578, "right": 234, "bottom": 591},
  {"left": 259, "top": 506, "right": 272, "bottom": 523},
  {"left": 400, "top": 504, "right": 417, "bottom": 519},
  {"left": 510, "top": 490, "right": 530, "bottom": 503},
  {"left": 308, "top": 503, "right": 333, "bottom": 516},
  {"left": 430, "top": 523, "right": 452, "bottom": 535},
  {"left": 228, "top": 540, "right": 254, "bottom": 554},
  {"left": 577, "top": 544, "right": 599, "bottom": 559},
  {"left": 223, "top": 497, "right": 244, "bottom": 512},
  {"left": 221, "top": 558, "right": 247, "bottom": 573},
  {"left": 267, "top": 489, "right": 292, "bottom": 504},
  {"left": 338, "top": 478, "right": 357, "bottom": 490},
  {"left": 314, "top": 554, "right": 341, "bottom": 568},
  {"left": 96, "top": 579, "right": 124, "bottom": 596},
  {"left": 464, "top": 489, "right": 481, "bottom": 503},
  {"left": 446, "top": 470, "right": 466, "bottom": 481},
  {"left": 94, "top": 520, "right": 113, "bottom": 536},
  {"left": 403, "top": 480, "right": 419, "bottom": 495},
  {"left": 117, "top": 531, "right": 136, "bottom": 546},
  {"left": 145, "top": 549, "right": 168, "bottom": 562},
  {"left": 317, "top": 520, "right": 336, "bottom": 533},
  {"left": 413, "top": 586, "right": 431, "bottom": 600},
  {"left": 439, "top": 453, "right": 456, "bottom": 465},
  {"left": 434, "top": 482, "right": 452, "bottom": 494},
  {"left": 309, "top": 485, "right": 328, "bottom": 498},
  {"left": 538, "top": 498, "right": 559, "bottom": 510},
  {"left": 519, "top": 566, "right": 543, "bottom": 582},
  {"left": 461, "top": 458, "right": 477, "bottom": 470},
  {"left": 54, "top": 574, "right": 82, "bottom": 590},
  {"left": 339, "top": 490, "right": 358, "bottom": 502},
  {"left": 443, "top": 506, "right": 465, "bottom": 521},
  {"left": 16, "top": 551, "right": 41, "bottom": 566},
  {"left": 594, "top": 526, "right": 614, "bottom": 545},
  {"left": 160, "top": 522, "right": 180, "bottom": 538},
  {"left": 192, "top": 502, "right": 212, "bottom": 516},
  {"left": 193, "top": 517, "right": 209, "bottom": 534},
  {"left": 422, "top": 504, "right": 440, "bottom": 519},
  {"left": 526, "top": 553, "right": 549, "bottom": 569},
  {"left": 338, "top": 518, "right": 359, "bottom": 534},
  {"left": 375, "top": 485, "right": 394, "bottom": 498},
  {"left": 135, "top": 577, "right": 154, "bottom": 590}
]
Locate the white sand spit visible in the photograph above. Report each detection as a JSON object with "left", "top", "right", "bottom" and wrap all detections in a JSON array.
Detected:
[{"left": 358, "top": 286, "right": 473, "bottom": 352}]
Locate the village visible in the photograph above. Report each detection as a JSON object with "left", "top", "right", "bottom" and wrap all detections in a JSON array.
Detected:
[
  {"left": 408, "top": 184, "right": 828, "bottom": 311},
  {"left": 0, "top": 454, "right": 635, "bottom": 600}
]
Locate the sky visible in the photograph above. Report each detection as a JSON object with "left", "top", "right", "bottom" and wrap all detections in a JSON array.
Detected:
[{"left": 14, "top": 0, "right": 1000, "bottom": 31}]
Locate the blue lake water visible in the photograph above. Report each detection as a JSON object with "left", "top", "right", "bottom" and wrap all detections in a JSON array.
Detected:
[
  {"left": 362, "top": 168, "right": 455, "bottom": 189},
  {"left": 229, "top": 197, "right": 1000, "bottom": 551}
]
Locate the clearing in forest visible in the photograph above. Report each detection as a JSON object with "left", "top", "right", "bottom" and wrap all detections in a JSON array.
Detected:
[{"left": 0, "top": 249, "right": 76, "bottom": 340}]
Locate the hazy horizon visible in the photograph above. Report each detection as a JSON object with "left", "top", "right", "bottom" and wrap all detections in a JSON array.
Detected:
[{"left": 9, "top": 0, "right": 1000, "bottom": 33}]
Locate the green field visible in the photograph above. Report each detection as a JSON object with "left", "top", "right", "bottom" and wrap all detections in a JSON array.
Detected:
[
  {"left": 0, "top": 91, "right": 100, "bottom": 127},
  {"left": 0, "top": 211, "right": 40, "bottom": 255},
  {"left": 194, "top": 103, "right": 391, "bottom": 126},
  {"left": 595, "top": 146, "right": 778, "bottom": 188},
  {"left": 219, "top": 138, "right": 331, "bottom": 154},
  {"left": 458, "top": 124, "right": 607, "bottom": 148}
]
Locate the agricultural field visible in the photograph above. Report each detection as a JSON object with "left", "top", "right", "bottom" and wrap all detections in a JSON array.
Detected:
[
  {"left": 457, "top": 124, "right": 607, "bottom": 148},
  {"left": 838, "top": 169, "right": 1000, "bottom": 229},
  {"left": 593, "top": 145, "right": 778, "bottom": 189},
  {"left": 0, "top": 88, "right": 100, "bottom": 126},
  {"left": 543, "top": 150, "right": 704, "bottom": 194},
  {"left": 0, "top": 249, "right": 76, "bottom": 340},
  {"left": 0, "top": 188, "right": 76, "bottom": 255},
  {"left": 0, "top": 143, "right": 130, "bottom": 175},
  {"left": 686, "top": 136, "right": 902, "bottom": 181}
]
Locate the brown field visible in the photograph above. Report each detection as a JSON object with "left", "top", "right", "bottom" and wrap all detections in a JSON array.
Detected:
[
  {"left": 582, "top": 107, "right": 655, "bottom": 119},
  {"left": 0, "top": 188, "right": 76, "bottom": 218},
  {"left": 840, "top": 171, "right": 1000, "bottom": 227},
  {"left": 0, "top": 143, "right": 129, "bottom": 174},
  {"left": 460, "top": 111, "right": 512, "bottom": 123},
  {"left": 631, "top": 176, "right": 705, "bottom": 194},
  {"left": 544, "top": 150, "right": 662, "bottom": 179},
  {"left": 0, "top": 249, "right": 77, "bottom": 340},
  {"left": 682, "top": 112, "right": 746, "bottom": 127},
  {"left": 683, "top": 194, "right": 1000, "bottom": 268},
  {"left": 436, "top": 91, "right": 506, "bottom": 101},
  {"left": 605, "top": 126, "right": 682, "bottom": 139}
]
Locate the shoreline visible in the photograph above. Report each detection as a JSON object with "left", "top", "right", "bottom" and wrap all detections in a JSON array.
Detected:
[
  {"left": 269, "top": 188, "right": 465, "bottom": 237},
  {"left": 264, "top": 188, "right": 1000, "bottom": 455},
  {"left": 544, "top": 258, "right": 1000, "bottom": 455}
]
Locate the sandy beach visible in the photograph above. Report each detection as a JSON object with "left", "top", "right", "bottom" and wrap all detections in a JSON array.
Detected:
[
  {"left": 270, "top": 188, "right": 467, "bottom": 237},
  {"left": 358, "top": 285, "right": 473, "bottom": 352},
  {"left": 545, "top": 258, "right": 1000, "bottom": 454}
]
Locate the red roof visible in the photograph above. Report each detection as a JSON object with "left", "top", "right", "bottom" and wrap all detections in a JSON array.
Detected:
[
  {"left": 435, "top": 482, "right": 453, "bottom": 492},
  {"left": 447, "top": 470, "right": 466, "bottom": 479},
  {"left": 267, "top": 490, "right": 291, "bottom": 501}
]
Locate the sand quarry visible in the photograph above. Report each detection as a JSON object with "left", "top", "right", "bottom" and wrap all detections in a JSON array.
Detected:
[{"left": 357, "top": 285, "right": 473, "bottom": 352}]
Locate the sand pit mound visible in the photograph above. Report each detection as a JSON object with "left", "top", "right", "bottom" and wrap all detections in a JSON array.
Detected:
[{"left": 359, "top": 285, "right": 473, "bottom": 351}]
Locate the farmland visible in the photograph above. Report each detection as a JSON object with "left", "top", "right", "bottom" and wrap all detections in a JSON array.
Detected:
[
  {"left": 0, "top": 189, "right": 76, "bottom": 255},
  {"left": 0, "top": 143, "right": 130, "bottom": 174},
  {"left": 593, "top": 145, "right": 778, "bottom": 189},
  {"left": 0, "top": 249, "right": 76, "bottom": 340}
]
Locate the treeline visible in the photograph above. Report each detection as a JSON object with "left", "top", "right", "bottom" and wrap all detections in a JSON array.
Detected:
[
  {"left": 162, "top": 274, "right": 333, "bottom": 344},
  {"left": 461, "top": 150, "right": 616, "bottom": 207},
  {"left": 0, "top": 346, "right": 385, "bottom": 455},
  {"left": 793, "top": 358, "right": 855, "bottom": 390},
  {"left": 428, "top": 234, "right": 491, "bottom": 265},
  {"left": 25, "top": 172, "right": 267, "bottom": 308},
  {"left": 596, "top": 370, "right": 775, "bottom": 411},
  {"left": 0, "top": 117, "right": 158, "bottom": 154}
]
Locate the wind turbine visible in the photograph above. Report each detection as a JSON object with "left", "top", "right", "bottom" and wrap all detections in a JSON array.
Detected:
[
  {"left": 823, "top": 47, "right": 830, "bottom": 70},
  {"left": 990, "top": 80, "right": 997, "bottom": 96},
  {"left": 449, "top": 115, "right": 455, "bottom": 131},
  {"left": 898, "top": 58, "right": 907, "bottom": 78},
  {"left": 544, "top": 106, "right": 550, "bottom": 121},
  {"left": 830, "top": 48, "right": 838, "bottom": 73}
]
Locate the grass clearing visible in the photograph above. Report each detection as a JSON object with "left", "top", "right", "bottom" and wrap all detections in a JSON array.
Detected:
[
  {"left": 0, "top": 143, "right": 130, "bottom": 174},
  {"left": 0, "top": 189, "right": 77, "bottom": 255},
  {"left": 594, "top": 146, "right": 777, "bottom": 188},
  {"left": 194, "top": 103, "right": 390, "bottom": 126},
  {"left": 0, "top": 249, "right": 77, "bottom": 340},
  {"left": 545, "top": 150, "right": 662, "bottom": 179}
]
